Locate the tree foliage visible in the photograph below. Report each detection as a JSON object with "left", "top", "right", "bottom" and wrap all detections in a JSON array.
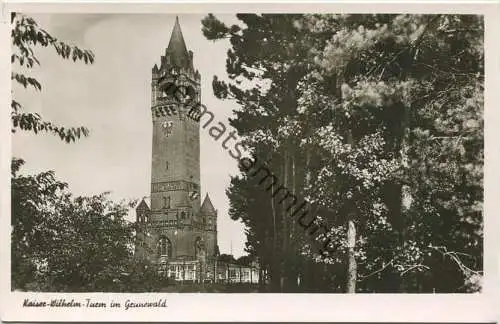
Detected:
[
  {"left": 11, "top": 13, "right": 94, "bottom": 142},
  {"left": 11, "top": 159, "right": 164, "bottom": 292},
  {"left": 204, "top": 14, "right": 483, "bottom": 292},
  {"left": 302, "top": 14, "right": 483, "bottom": 293}
]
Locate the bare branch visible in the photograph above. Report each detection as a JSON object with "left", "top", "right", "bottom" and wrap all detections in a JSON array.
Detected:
[
  {"left": 357, "top": 258, "right": 395, "bottom": 281},
  {"left": 429, "top": 245, "right": 482, "bottom": 276},
  {"left": 399, "top": 264, "right": 430, "bottom": 276}
]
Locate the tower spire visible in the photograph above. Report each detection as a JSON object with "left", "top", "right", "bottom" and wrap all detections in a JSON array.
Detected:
[{"left": 167, "top": 16, "right": 190, "bottom": 69}]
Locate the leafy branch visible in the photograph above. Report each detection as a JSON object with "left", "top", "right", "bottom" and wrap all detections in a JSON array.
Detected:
[{"left": 11, "top": 13, "right": 95, "bottom": 143}]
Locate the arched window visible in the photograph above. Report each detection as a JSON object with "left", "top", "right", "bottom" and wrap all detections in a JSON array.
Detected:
[
  {"left": 158, "top": 235, "right": 172, "bottom": 257},
  {"left": 163, "top": 196, "right": 170, "bottom": 209},
  {"left": 184, "top": 86, "right": 197, "bottom": 104},
  {"left": 194, "top": 236, "right": 202, "bottom": 258},
  {"left": 181, "top": 211, "right": 186, "bottom": 219},
  {"left": 165, "top": 161, "right": 169, "bottom": 170}
]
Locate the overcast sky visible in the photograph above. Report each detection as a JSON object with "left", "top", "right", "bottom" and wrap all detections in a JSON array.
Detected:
[{"left": 12, "top": 13, "right": 248, "bottom": 257}]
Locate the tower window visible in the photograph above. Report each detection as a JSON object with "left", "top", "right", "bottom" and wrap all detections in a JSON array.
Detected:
[
  {"left": 162, "top": 121, "right": 174, "bottom": 137},
  {"left": 181, "top": 211, "right": 186, "bottom": 219},
  {"left": 165, "top": 161, "right": 169, "bottom": 170},
  {"left": 163, "top": 196, "right": 171, "bottom": 209}
]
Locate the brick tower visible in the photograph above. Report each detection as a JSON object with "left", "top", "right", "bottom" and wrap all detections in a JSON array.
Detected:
[{"left": 135, "top": 17, "right": 218, "bottom": 272}]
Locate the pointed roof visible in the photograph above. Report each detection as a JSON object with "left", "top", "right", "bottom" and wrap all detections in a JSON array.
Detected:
[
  {"left": 136, "top": 197, "right": 150, "bottom": 211},
  {"left": 167, "top": 16, "right": 190, "bottom": 69},
  {"left": 200, "top": 193, "right": 216, "bottom": 215}
]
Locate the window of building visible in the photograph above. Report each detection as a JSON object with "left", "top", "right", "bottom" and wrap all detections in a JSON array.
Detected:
[
  {"left": 163, "top": 196, "right": 170, "bottom": 209},
  {"left": 165, "top": 161, "right": 169, "bottom": 170},
  {"left": 158, "top": 235, "right": 172, "bottom": 257},
  {"left": 181, "top": 211, "right": 186, "bottom": 219},
  {"left": 194, "top": 236, "right": 202, "bottom": 258}
]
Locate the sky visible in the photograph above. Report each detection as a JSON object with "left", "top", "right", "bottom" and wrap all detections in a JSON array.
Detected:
[{"left": 12, "top": 13, "right": 248, "bottom": 257}]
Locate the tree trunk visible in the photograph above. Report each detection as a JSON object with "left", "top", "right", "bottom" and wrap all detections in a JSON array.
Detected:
[
  {"left": 287, "top": 149, "right": 299, "bottom": 292},
  {"left": 346, "top": 218, "right": 357, "bottom": 293},
  {"left": 281, "top": 148, "right": 289, "bottom": 292},
  {"left": 345, "top": 128, "right": 357, "bottom": 293},
  {"left": 260, "top": 229, "right": 269, "bottom": 291},
  {"left": 279, "top": 158, "right": 285, "bottom": 293},
  {"left": 258, "top": 263, "right": 264, "bottom": 290},
  {"left": 302, "top": 122, "right": 313, "bottom": 292},
  {"left": 270, "top": 175, "right": 280, "bottom": 292}
]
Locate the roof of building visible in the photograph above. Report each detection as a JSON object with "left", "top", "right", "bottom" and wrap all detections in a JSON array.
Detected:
[
  {"left": 167, "top": 16, "right": 191, "bottom": 69},
  {"left": 135, "top": 197, "right": 151, "bottom": 211},
  {"left": 200, "top": 193, "right": 217, "bottom": 215}
]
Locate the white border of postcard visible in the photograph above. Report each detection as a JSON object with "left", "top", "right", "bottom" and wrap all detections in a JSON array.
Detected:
[{"left": 1, "top": 1, "right": 499, "bottom": 322}]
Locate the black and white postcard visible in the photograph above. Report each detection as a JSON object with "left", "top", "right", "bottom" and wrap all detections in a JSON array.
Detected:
[{"left": 1, "top": 1, "right": 498, "bottom": 322}]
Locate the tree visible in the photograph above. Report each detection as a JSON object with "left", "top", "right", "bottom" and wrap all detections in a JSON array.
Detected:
[
  {"left": 217, "top": 254, "right": 236, "bottom": 264},
  {"left": 11, "top": 158, "right": 68, "bottom": 291},
  {"left": 11, "top": 13, "right": 94, "bottom": 142},
  {"left": 203, "top": 13, "right": 336, "bottom": 292},
  {"left": 226, "top": 159, "right": 274, "bottom": 284},
  {"left": 11, "top": 159, "right": 138, "bottom": 291},
  {"left": 235, "top": 255, "right": 254, "bottom": 266},
  {"left": 209, "top": 13, "right": 483, "bottom": 293},
  {"left": 295, "top": 14, "right": 483, "bottom": 292},
  {"left": 11, "top": 159, "right": 172, "bottom": 293}
]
